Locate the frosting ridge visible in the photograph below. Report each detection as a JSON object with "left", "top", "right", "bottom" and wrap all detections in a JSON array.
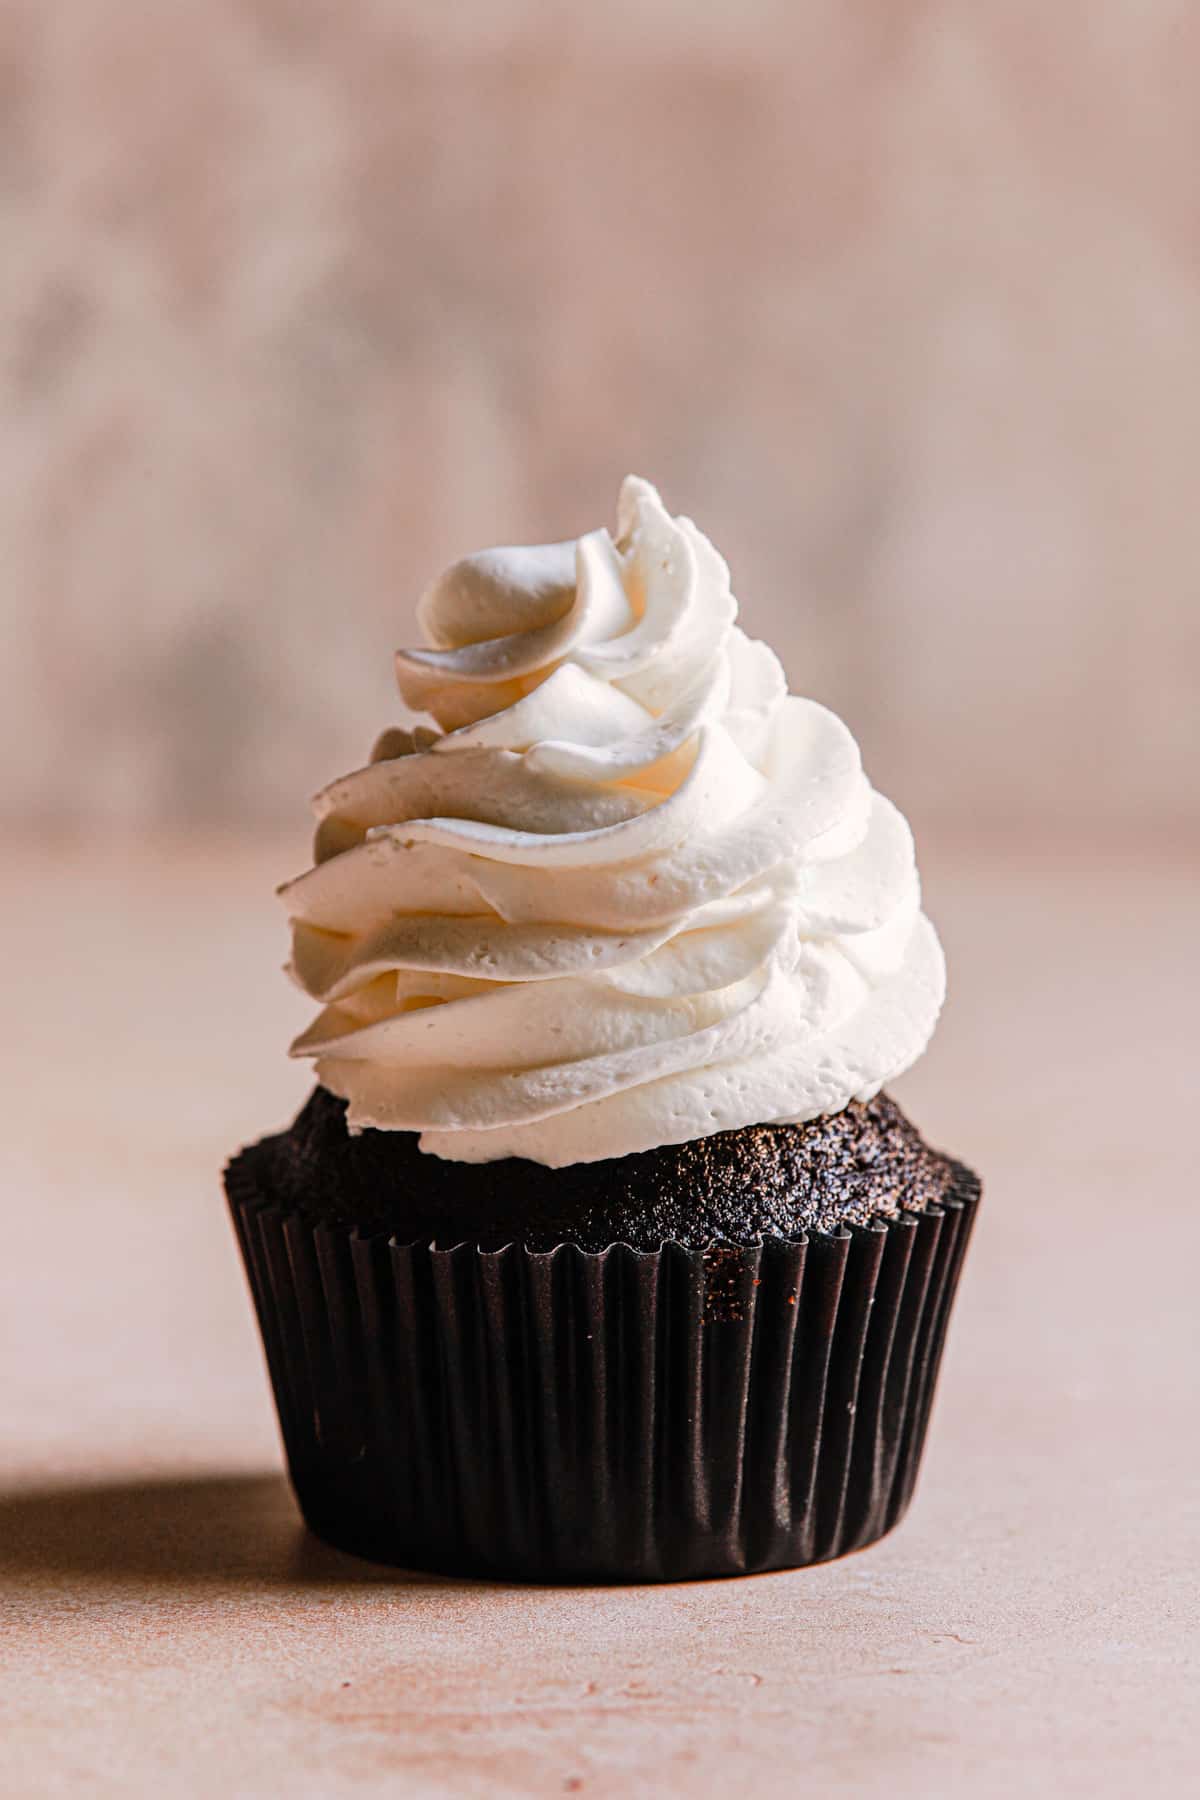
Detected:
[{"left": 281, "top": 477, "right": 945, "bottom": 1165}]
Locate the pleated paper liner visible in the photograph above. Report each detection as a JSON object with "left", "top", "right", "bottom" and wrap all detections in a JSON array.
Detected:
[{"left": 225, "top": 1147, "right": 979, "bottom": 1582}]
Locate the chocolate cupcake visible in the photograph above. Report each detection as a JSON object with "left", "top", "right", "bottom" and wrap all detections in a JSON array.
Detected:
[{"left": 226, "top": 477, "right": 979, "bottom": 1581}]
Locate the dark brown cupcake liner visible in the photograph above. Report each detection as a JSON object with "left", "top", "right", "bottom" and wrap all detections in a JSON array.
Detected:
[{"left": 225, "top": 1146, "right": 979, "bottom": 1582}]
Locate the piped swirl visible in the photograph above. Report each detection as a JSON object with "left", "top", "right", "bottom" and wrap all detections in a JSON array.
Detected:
[{"left": 281, "top": 477, "right": 945, "bottom": 1166}]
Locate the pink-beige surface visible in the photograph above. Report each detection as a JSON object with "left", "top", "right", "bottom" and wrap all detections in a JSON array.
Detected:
[{"left": 1, "top": 836, "right": 1195, "bottom": 1797}]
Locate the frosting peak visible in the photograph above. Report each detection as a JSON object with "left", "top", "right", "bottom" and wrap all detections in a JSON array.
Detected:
[{"left": 282, "top": 477, "right": 945, "bottom": 1165}]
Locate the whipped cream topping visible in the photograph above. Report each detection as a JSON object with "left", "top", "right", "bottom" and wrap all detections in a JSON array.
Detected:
[{"left": 281, "top": 478, "right": 945, "bottom": 1166}]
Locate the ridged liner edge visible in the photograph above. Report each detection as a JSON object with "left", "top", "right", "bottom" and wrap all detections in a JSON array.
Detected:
[{"left": 225, "top": 1149, "right": 979, "bottom": 1582}]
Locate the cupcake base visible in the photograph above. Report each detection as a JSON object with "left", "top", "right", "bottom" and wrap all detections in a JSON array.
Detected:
[{"left": 225, "top": 1144, "right": 978, "bottom": 1582}]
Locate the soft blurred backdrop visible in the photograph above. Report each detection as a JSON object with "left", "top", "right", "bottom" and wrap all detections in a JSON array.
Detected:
[{"left": 5, "top": 0, "right": 1198, "bottom": 843}]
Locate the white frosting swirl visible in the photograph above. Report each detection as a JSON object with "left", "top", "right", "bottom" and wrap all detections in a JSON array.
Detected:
[{"left": 282, "top": 477, "right": 945, "bottom": 1166}]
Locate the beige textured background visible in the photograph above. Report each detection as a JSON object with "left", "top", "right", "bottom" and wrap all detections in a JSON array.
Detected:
[{"left": 4, "top": 0, "right": 1199, "bottom": 842}]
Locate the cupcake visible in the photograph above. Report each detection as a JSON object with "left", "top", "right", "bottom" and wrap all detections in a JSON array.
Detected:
[{"left": 226, "top": 477, "right": 979, "bottom": 1581}]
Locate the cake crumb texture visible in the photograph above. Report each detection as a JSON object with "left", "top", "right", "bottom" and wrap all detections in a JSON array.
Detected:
[{"left": 263, "top": 1086, "right": 956, "bottom": 1252}]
